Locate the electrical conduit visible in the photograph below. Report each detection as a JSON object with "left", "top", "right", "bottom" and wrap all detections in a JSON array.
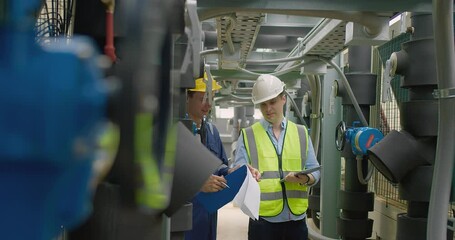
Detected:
[
  {"left": 310, "top": 56, "right": 368, "bottom": 127},
  {"left": 428, "top": 0, "right": 455, "bottom": 239}
]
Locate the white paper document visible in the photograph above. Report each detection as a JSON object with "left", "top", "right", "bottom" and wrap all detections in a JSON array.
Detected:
[{"left": 233, "top": 167, "right": 260, "bottom": 220}]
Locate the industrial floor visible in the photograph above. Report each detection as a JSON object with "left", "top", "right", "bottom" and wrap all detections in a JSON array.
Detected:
[
  {"left": 217, "top": 203, "right": 249, "bottom": 240},
  {"left": 217, "top": 202, "right": 321, "bottom": 240}
]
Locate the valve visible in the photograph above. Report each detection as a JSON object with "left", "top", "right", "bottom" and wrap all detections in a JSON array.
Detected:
[{"left": 335, "top": 121, "right": 384, "bottom": 156}]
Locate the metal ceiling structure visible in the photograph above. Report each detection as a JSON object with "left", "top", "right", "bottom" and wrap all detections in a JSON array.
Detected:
[{"left": 196, "top": 0, "right": 434, "bottom": 82}]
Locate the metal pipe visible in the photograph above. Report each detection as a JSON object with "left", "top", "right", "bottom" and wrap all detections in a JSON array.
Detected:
[
  {"left": 245, "top": 55, "right": 304, "bottom": 64},
  {"left": 276, "top": 19, "right": 331, "bottom": 72},
  {"left": 308, "top": 75, "right": 322, "bottom": 154},
  {"left": 237, "top": 61, "right": 306, "bottom": 78},
  {"left": 307, "top": 219, "right": 339, "bottom": 240},
  {"left": 319, "top": 55, "right": 342, "bottom": 237},
  {"left": 228, "top": 93, "right": 252, "bottom": 101},
  {"left": 428, "top": 0, "right": 455, "bottom": 239},
  {"left": 199, "top": 48, "right": 221, "bottom": 56}
]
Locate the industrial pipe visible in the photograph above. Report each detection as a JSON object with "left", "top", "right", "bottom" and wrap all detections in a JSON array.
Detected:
[
  {"left": 237, "top": 61, "right": 306, "bottom": 77},
  {"left": 100, "top": 0, "right": 117, "bottom": 62},
  {"left": 200, "top": 48, "right": 221, "bottom": 56},
  {"left": 428, "top": 0, "right": 455, "bottom": 239},
  {"left": 307, "top": 75, "right": 322, "bottom": 154},
  {"left": 245, "top": 54, "right": 304, "bottom": 64},
  {"left": 307, "top": 219, "right": 339, "bottom": 240}
]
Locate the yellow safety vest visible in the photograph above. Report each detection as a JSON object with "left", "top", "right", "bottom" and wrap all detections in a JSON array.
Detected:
[{"left": 242, "top": 121, "right": 309, "bottom": 217}]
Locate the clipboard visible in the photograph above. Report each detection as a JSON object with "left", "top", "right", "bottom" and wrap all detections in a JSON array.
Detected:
[
  {"left": 294, "top": 166, "right": 321, "bottom": 177},
  {"left": 279, "top": 166, "right": 321, "bottom": 182},
  {"left": 195, "top": 165, "right": 247, "bottom": 213}
]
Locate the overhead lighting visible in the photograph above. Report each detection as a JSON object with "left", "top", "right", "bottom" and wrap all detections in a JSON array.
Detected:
[
  {"left": 389, "top": 14, "right": 402, "bottom": 26},
  {"left": 255, "top": 48, "right": 277, "bottom": 53}
]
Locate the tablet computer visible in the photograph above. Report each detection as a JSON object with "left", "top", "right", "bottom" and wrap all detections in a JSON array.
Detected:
[{"left": 294, "top": 166, "right": 321, "bottom": 177}]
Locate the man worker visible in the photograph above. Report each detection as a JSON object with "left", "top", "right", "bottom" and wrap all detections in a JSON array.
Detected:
[
  {"left": 233, "top": 74, "right": 321, "bottom": 240},
  {"left": 184, "top": 75, "right": 229, "bottom": 240}
]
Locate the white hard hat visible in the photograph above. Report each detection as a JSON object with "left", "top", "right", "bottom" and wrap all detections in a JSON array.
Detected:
[{"left": 251, "top": 74, "right": 286, "bottom": 104}]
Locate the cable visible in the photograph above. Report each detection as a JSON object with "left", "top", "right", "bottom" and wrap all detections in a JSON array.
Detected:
[
  {"left": 307, "top": 75, "right": 322, "bottom": 154},
  {"left": 236, "top": 61, "right": 306, "bottom": 77},
  {"left": 284, "top": 90, "right": 307, "bottom": 127},
  {"left": 428, "top": 0, "right": 455, "bottom": 239},
  {"left": 307, "top": 56, "right": 368, "bottom": 127}
]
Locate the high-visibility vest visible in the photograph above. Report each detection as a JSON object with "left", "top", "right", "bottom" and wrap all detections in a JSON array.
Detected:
[{"left": 242, "top": 121, "right": 309, "bottom": 217}]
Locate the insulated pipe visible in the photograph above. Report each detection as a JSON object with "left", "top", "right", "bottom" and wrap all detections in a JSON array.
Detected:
[
  {"left": 347, "top": 46, "right": 371, "bottom": 73},
  {"left": 428, "top": 1, "right": 455, "bottom": 239},
  {"left": 199, "top": 9, "right": 385, "bottom": 37}
]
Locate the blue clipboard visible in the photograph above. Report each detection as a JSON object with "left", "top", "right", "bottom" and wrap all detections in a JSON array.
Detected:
[{"left": 195, "top": 165, "right": 247, "bottom": 213}]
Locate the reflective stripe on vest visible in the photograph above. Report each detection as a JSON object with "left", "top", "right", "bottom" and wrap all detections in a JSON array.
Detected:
[{"left": 242, "top": 121, "right": 309, "bottom": 217}]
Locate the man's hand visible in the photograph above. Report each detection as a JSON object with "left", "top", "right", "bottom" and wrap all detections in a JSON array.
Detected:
[
  {"left": 200, "top": 175, "right": 228, "bottom": 193},
  {"left": 247, "top": 164, "right": 261, "bottom": 182},
  {"left": 284, "top": 172, "right": 310, "bottom": 185}
]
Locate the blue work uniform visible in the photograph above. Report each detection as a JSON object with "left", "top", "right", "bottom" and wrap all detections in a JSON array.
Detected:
[{"left": 184, "top": 121, "right": 229, "bottom": 240}]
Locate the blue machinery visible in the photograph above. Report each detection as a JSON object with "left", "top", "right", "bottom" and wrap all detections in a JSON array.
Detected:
[
  {"left": 2, "top": 0, "right": 455, "bottom": 240},
  {"left": 0, "top": 1, "right": 106, "bottom": 239}
]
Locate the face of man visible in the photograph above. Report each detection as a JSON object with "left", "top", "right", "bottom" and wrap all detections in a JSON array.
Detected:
[
  {"left": 259, "top": 94, "right": 286, "bottom": 124},
  {"left": 187, "top": 91, "right": 213, "bottom": 122}
]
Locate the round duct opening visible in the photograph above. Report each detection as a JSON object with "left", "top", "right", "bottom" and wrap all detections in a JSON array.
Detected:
[{"left": 367, "top": 130, "right": 428, "bottom": 183}]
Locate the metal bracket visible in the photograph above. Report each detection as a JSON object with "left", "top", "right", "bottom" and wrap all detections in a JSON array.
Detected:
[
  {"left": 381, "top": 59, "right": 393, "bottom": 103},
  {"left": 310, "top": 112, "right": 323, "bottom": 119},
  {"left": 433, "top": 87, "right": 455, "bottom": 99}
]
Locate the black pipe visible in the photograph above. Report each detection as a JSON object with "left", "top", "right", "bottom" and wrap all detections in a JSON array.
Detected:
[
  {"left": 393, "top": 13, "right": 439, "bottom": 240},
  {"left": 336, "top": 45, "right": 376, "bottom": 240}
]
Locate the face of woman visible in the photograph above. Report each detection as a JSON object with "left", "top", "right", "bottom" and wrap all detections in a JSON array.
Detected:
[
  {"left": 187, "top": 91, "right": 212, "bottom": 121},
  {"left": 259, "top": 94, "right": 286, "bottom": 124}
]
